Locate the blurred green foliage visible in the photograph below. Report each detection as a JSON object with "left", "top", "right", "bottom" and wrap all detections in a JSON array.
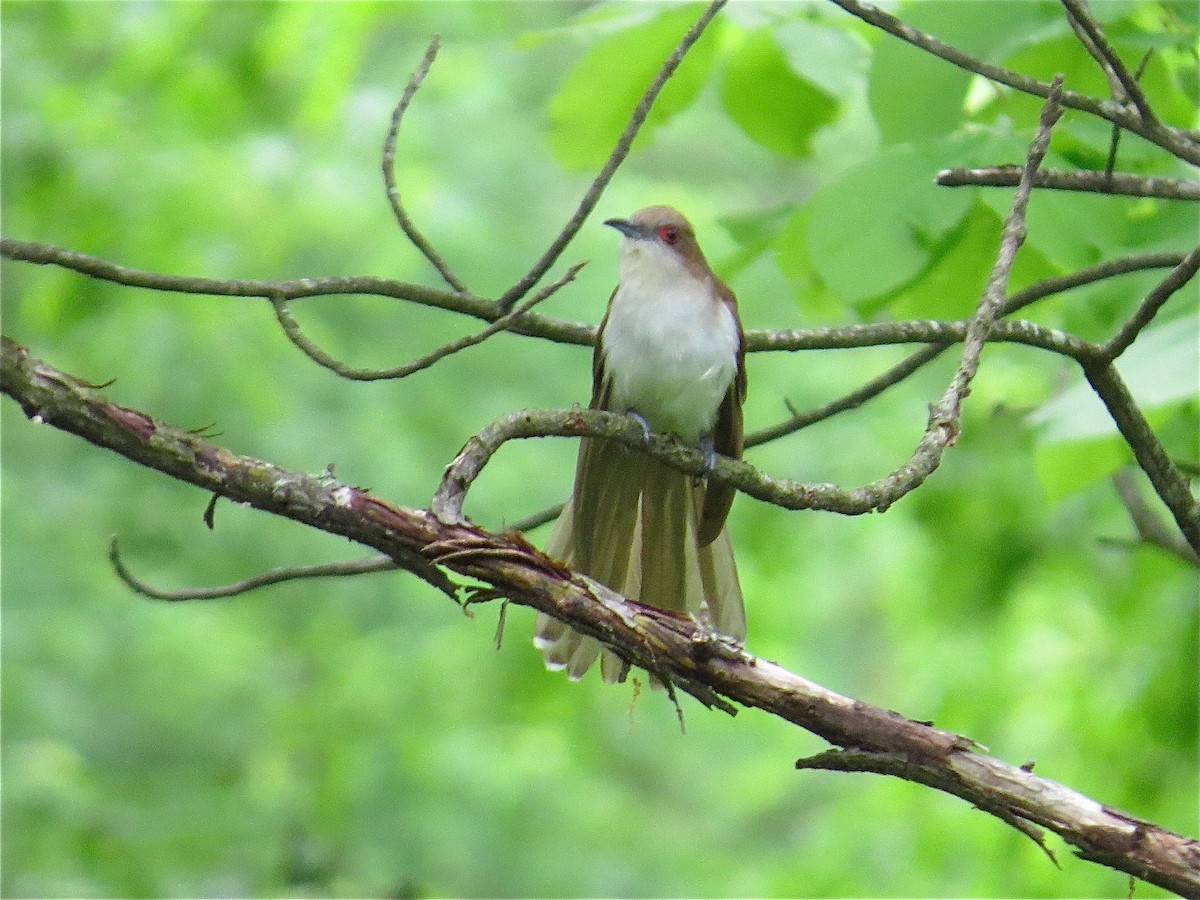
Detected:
[{"left": 2, "top": 2, "right": 1196, "bottom": 897}]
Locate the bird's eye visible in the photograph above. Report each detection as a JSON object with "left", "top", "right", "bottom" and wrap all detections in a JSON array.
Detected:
[{"left": 659, "top": 226, "right": 680, "bottom": 245}]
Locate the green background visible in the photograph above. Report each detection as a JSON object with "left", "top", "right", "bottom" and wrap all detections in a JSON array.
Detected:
[{"left": 2, "top": 2, "right": 1196, "bottom": 897}]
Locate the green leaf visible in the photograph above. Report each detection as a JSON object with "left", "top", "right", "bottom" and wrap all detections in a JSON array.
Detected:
[
  {"left": 773, "top": 203, "right": 850, "bottom": 322},
  {"left": 547, "top": 4, "right": 720, "bottom": 172},
  {"left": 868, "top": 29, "right": 970, "bottom": 144},
  {"left": 1033, "top": 432, "right": 1133, "bottom": 500},
  {"left": 787, "top": 132, "right": 1032, "bottom": 309},
  {"left": 891, "top": 200, "right": 1056, "bottom": 320},
  {"left": 864, "top": 0, "right": 1059, "bottom": 144},
  {"left": 719, "top": 26, "right": 838, "bottom": 157}
]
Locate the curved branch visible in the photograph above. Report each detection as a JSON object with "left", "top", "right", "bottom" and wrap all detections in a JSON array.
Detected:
[
  {"left": 3, "top": 335, "right": 1197, "bottom": 896},
  {"left": 1002, "top": 251, "right": 1188, "bottom": 315},
  {"left": 382, "top": 35, "right": 470, "bottom": 294},
  {"left": 0, "top": 237, "right": 596, "bottom": 347},
  {"left": 1110, "top": 470, "right": 1200, "bottom": 566},
  {"left": 268, "top": 260, "right": 587, "bottom": 381},
  {"left": 496, "top": 0, "right": 727, "bottom": 311},
  {"left": 1099, "top": 244, "right": 1200, "bottom": 360},
  {"left": 109, "top": 539, "right": 416, "bottom": 600},
  {"left": 1083, "top": 361, "right": 1200, "bottom": 554}
]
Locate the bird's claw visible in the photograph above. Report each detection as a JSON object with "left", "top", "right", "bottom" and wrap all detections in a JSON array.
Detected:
[
  {"left": 626, "top": 409, "right": 653, "bottom": 443},
  {"left": 699, "top": 433, "right": 717, "bottom": 474}
]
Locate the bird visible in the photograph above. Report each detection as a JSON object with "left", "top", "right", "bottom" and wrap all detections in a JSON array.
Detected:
[{"left": 534, "top": 205, "right": 746, "bottom": 682}]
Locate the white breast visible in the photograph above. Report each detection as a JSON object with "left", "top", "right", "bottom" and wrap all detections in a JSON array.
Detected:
[{"left": 600, "top": 241, "right": 739, "bottom": 443}]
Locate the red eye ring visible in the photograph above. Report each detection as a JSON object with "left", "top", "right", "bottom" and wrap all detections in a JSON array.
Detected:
[{"left": 659, "top": 226, "right": 680, "bottom": 245}]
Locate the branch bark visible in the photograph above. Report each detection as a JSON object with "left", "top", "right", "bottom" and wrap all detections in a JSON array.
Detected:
[
  {"left": 936, "top": 166, "right": 1200, "bottom": 201},
  {"left": 3, "top": 335, "right": 1197, "bottom": 896}
]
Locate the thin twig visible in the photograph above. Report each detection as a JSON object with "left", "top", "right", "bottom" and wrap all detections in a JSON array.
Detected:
[
  {"left": 0, "top": 239, "right": 595, "bottom": 347},
  {"left": 109, "top": 539, "right": 415, "bottom": 600},
  {"left": 1002, "top": 252, "right": 1188, "bottom": 315},
  {"left": 936, "top": 167, "right": 1200, "bottom": 201},
  {"left": 903, "top": 76, "right": 1063, "bottom": 487},
  {"left": 495, "top": 0, "right": 727, "bottom": 312},
  {"left": 1105, "top": 51, "right": 1155, "bottom": 177},
  {"left": 1083, "top": 363, "right": 1200, "bottom": 553},
  {"left": 1099, "top": 244, "right": 1200, "bottom": 361},
  {"left": 270, "top": 261, "right": 587, "bottom": 381},
  {"left": 746, "top": 344, "right": 950, "bottom": 447},
  {"left": 1060, "top": 0, "right": 1157, "bottom": 125},
  {"left": 382, "top": 36, "right": 470, "bottom": 294},
  {"left": 1110, "top": 471, "right": 1200, "bottom": 566},
  {"left": 508, "top": 502, "right": 564, "bottom": 533}
]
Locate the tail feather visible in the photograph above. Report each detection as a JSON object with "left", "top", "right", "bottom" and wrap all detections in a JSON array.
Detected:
[{"left": 535, "top": 437, "right": 743, "bottom": 682}]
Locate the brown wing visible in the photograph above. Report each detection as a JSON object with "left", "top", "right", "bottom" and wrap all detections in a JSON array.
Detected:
[
  {"left": 697, "top": 281, "right": 745, "bottom": 547},
  {"left": 588, "top": 287, "right": 617, "bottom": 410}
]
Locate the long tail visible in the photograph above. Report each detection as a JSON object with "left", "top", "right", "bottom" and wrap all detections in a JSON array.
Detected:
[{"left": 534, "top": 437, "right": 744, "bottom": 682}]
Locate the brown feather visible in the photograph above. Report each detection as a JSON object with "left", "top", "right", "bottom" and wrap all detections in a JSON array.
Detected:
[{"left": 535, "top": 207, "right": 746, "bottom": 682}]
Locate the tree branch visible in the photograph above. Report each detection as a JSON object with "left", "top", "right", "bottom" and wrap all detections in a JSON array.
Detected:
[
  {"left": 267, "top": 260, "right": 587, "bottom": 381},
  {"left": 3, "top": 335, "right": 1197, "bottom": 896},
  {"left": 1099, "top": 244, "right": 1200, "bottom": 361},
  {"left": 1083, "top": 361, "right": 1200, "bottom": 554},
  {"left": 109, "top": 539, "right": 416, "bottom": 600},
  {"left": 745, "top": 344, "right": 950, "bottom": 447},
  {"left": 1002, "top": 251, "right": 1188, "bottom": 315},
  {"left": 2, "top": 238, "right": 1186, "bottom": 363},
  {"left": 935, "top": 166, "right": 1200, "bottom": 201},
  {"left": 825, "top": 0, "right": 1200, "bottom": 165},
  {"left": 0, "top": 237, "right": 597, "bottom": 348},
  {"left": 1059, "top": 0, "right": 1157, "bottom": 125},
  {"left": 381, "top": 35, "right": 470, "bottom": 295},
  {"left": 1109, "top": 470, "right": 1200, "bottom": 566}
]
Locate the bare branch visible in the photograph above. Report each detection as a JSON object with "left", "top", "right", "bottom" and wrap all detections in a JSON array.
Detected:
[
  {"left": 4, "top": 335, "right": 1198, "bottom": 896},
  {"left": 1060, "top": 0, "right": 1157, "bottom": 125},
  {"left": 6, "top": 239, "right": 1186, "bottom": 362},
  {"left": 382, "top": 35, "right": 470, "bottom": 294},
  {"left": 508, "top": 502, "right": 564, "bottom": 533},
  {"left": 269, "top": 260, "right": 587, "bottom": 381},
  {"left": 751, "top": 318, "right": 1100, "bottom": 362},
  {"left": 824, "top": 0, "right": 1200, "bottom": 166},
  {"left": 1100, "top": 244, "right": 1200, "bottom": 360},
  {"left": 109, "top": 539, "right": 428, "bottom": 600},
  {"left": 0, "top": 238, "right": 596, "bottom": 348},
  {"left": 794, "top": 748, "right": 1200, "bottom": 894},
  {"left": 693, "top": 250, "right": 1190, "bottom": 449},
  {"left": 746, "top": 344, "right": 950, "bottom": 447},
  {"left": 496, "top": 0, "right": 727, "bottom": 312},
  {"left": 903, "top": 78, "right": 1063, "bottom": 457},
  {"left": 1105, "top": 51, "right": 1154, "bottom": 177},
  {"left": 1083, "top": 362, "right": 1200, "bottom": 554},
  {"left": 1109, "top": 470, "right": 1200, "bottom": 566},
  {"left": 936, "top": 166, "right": 1200, "bottom": 200},
  {"left": 1003, "top": 252, "right": 1188, "bottom": 315}
]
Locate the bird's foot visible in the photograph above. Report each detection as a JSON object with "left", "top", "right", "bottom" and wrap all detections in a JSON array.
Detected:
[
  {"left": 625, "top": 409, "right": 653, "bottom": 443},
  {"left": 698, "top": 432, "right": 717, "bottom": 474}
]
